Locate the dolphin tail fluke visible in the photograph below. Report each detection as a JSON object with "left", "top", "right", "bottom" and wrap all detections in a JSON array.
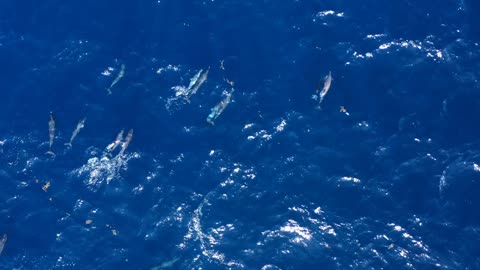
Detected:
[
  {"left": 64, "top": 142, "right": 72, "bottom": 148},
  {"left": 46, "top": 150, "right": 56, "bottom": 157}
]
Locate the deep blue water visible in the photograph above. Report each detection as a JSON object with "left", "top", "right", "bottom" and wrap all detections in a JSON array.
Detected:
[{"left": 1, "top": 0, "right": 480, "bottom": 269}]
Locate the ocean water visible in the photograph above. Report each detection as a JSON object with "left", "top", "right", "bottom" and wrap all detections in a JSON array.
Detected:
[{"left": 0, "top": 0, "right": 480, "bottom": 269}]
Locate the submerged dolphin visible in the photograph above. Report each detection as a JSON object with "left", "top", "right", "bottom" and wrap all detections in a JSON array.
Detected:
[
  {"left": 65, "top": 117, "right": 86, "bottom": 147},
  {"left": 207, "top": 89, "right": 234, "bottom": 125},
  {"left": 150, "top": 257, "right": 180, "bottom": 269},
  {"left": 46, "top": 112, "right": 55, "bottom": 156},
  {"left": 186, "top": 67, "right": 209, "bottom": 102},
  {"left": 117, "top": 129, "right": 133, "bottom": 157},
  {"left": 316, "top": 71, "right": 332, "bottom": 109},
  {"left": 107, "top": 64, "right": 126, "bottom": 95},
  {"left": 0, "top": 233, "right": 6, "bottom": 256}
]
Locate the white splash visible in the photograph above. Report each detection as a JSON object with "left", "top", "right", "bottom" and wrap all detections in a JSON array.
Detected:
[
  {"left": 340, "top": 176, "right": 361, "bottom": 183},
  {"left": 101, "top": 67, "right": 114, "bottom": 76},
  {"left": 280, "top": 219, "right": 313, "bottom": 242},
  {"left": 72, "top": 153, "right": 138, "bottom": 187},
  {"left": 316, "top": 10, "right": 335, "bottom": 17},
  {"left": 275, "top": 119, "right": 287, "bottom": 132},
  {"left": 156, "top": 64, "right": 180, "bottom": 74},
  {"left": 474, "top": 163, "right": 480, "bottom": 172},
  {"left": 366, "top": 34, "right": 386, "bottom": 39}
]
